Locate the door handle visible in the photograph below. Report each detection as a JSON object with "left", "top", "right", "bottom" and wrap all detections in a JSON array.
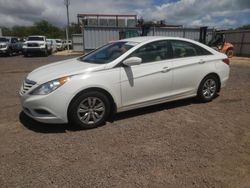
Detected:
[
  {"left": 199, "top": 59, "right": 206, "bottom": 64},
  {"left": 161, "top": 67, "right": 171, "bottom": 73}
]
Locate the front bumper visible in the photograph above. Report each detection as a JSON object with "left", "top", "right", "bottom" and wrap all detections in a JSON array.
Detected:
[
  {"left": 0, "top": 49, "right": 9, "bottom": 54},
  {"left": 19, "top": 88, "right": 71, "bottom": 124},
  {"left": 23, "top": 48, "right": 46, "bottom": 53}
]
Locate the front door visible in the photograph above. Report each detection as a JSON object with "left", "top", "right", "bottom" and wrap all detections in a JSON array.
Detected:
[{"left": 120, "top": 40, "right": 173, "bottom": 109}]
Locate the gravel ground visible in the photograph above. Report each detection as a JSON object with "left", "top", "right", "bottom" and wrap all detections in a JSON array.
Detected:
[{"left": 0, "top": 55, "right": 249, "bottom": 188}]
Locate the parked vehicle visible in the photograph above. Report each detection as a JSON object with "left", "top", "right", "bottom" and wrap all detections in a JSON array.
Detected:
[
  {"left": 47, "top": 39, "right": 57, "bottom": 53},
  {"left": 63, "top": 40, "right": 72, "bottom": 50},
  {"left": 119, "top": 30, "right": 139, "bottom": 39},
  {"left": 0, "top": 37, "right": 23, "bottom": 56},
  {"left": 46, "top": 40, "right": 53, "bottom": 55},
  {"left": 208, "top": 33, "right": 234, "bottom": 58},
  {"left": 19, "top": 37, "right": 230, "bottom": 129},
  {"left": 55, "top": 39, "right": 64, "bottom": 51},
  {"left": 22, "top": 35, "right": 50, "bottom": 57}
]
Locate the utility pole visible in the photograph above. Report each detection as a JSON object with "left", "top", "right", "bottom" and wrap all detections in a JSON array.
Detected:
[
  {"left": 64, "top": 0, "right": 70, "bottom": 52},
  {"left": 80, "top": 18, "right": 86, "bottom": 53}
]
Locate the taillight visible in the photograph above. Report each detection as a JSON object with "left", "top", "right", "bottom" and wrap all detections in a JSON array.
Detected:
[{"left": 223, "top": 58, "right": 230, "bottom": 65}]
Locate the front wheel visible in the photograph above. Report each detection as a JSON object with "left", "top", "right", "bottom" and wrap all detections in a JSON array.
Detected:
[
  {"left": 8, "top": 49, "right": 13, "bottom": 56},
  {"left": 68, "top": 91, "right": 110, "bottom": 129},
  {"left": 43, "top": 49, "right": 48, "bottom": 56},
  {"left": 197, "top": 75, "right": 219, "bottom": 102}
]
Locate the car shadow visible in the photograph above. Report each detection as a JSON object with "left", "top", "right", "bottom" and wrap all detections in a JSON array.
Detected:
[
  {"left": 23, "top": 54, "right": 49, "bottom": 58},
  {"left": 109, "top": 97, "right": 198, "bottom": 122},
  {"left": 19, "top": 96, "right": 216, "bottom": 133},
  {"left": 19, "top": 111, "right": 70, "bottom": 133}
]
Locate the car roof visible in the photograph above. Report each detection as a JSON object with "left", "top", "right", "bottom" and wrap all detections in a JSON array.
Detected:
[
  {"left": 120, "top": 36, "right": 217, "bottom": 51},
  {"left": 118, "top": 36, "right": 221, "bottom": 56},
  {"left": 120, "top": 36, "right": 198, "bottom": 44},
  {"left": 28, "top": 35, "right": 45, "bottom": 38}
]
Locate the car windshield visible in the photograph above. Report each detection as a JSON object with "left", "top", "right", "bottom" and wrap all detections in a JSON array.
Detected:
[
  {"left": 80, "top": 41, "right": 137, "bottom": 64},
  {"left": 0, "top": 37, "right": 9, "bottom": 42},
  {"left": 28, "top": 37, "right": 44, "bottom": 41}
]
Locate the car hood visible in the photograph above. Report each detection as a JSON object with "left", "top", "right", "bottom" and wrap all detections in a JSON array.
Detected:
[
  {"left": 25, "top": 41, "right": 45, "bottom": 44},
  {"left": 27, "top": 58, "right": 106, "bottom": 84}
]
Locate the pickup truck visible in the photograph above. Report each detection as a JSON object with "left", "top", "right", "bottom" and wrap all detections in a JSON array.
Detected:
[
  {"left": 0, "top": 37, "right": 23, "bottom": 56},
  {"left": 22, "top": 35, "right": 51, "bottom": 57}
]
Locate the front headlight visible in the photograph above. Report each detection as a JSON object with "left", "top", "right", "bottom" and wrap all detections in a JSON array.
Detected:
[
  {"left": 39, "top": 43, "right": 45, "bottom": 47},
  {"left": 22, "top": 44, "right": 27, "bottom": 48},
  {"left": 30, "top": 76, "right": 70, "bottom": 95}
]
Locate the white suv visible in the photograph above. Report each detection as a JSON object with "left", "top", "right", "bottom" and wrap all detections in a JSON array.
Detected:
[
  {"left": 23, "top": 35, "right": 50, "bottom": 56},
  {"left": 19, "top": 37, "right": 230, "bottom": 129}
]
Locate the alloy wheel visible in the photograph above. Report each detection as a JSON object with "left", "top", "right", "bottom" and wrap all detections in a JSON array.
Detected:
[
  {"left": 202, "top": 79, "right": 217, "bottom": 99},
  {"left": 77, "top": 97, "right": 105, "bottom": 125}
]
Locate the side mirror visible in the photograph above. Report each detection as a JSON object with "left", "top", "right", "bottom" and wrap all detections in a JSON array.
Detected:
[{"left": 123, "top": 57, "right": 142, "bottom": 66}]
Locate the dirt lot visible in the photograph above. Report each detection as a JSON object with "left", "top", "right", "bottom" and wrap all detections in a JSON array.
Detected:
[{"left": 0, "top": 55, "right": 249, "bottom": 188}]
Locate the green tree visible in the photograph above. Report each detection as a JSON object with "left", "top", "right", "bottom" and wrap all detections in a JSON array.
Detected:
[
  {"left": 237, "top": 24, "right": 250, "bottom": 30},
  {"left": 31, "top": 20, "right": 65, "bottom": 38},
  {"left": 69, "top": 22, "right": 81, "bottom": 36},
  {"left": 1, "top": 20, "right": 81, "bottom": 39},
  {"left": 2, "top": 27, "right": 13, "bottom": 36}
]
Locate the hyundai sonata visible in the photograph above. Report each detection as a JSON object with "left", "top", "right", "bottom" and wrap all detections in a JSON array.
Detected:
[{"left": 19, "top": 37, "right": 230, "bottom": 129}]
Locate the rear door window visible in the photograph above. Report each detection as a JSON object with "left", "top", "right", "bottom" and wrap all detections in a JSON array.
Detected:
[{"left": 171, "top": 40, "right": 212, "bottom": 58}]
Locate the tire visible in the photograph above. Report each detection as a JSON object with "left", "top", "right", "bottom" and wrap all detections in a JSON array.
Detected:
[
  {"left": 44, "top": 49, "right": 48, "bottom": 57},
  {"left": 8, "top": 49, "right": 13, "bottom": 57},
  {"left": 197, "top": 75, "right": 219, "bottom": 103},
  {"left": 68, "top": 91, "right": 111, "bottom": 129},
  {"left": 226, "top": 49, "right": 233, "bottom": 58}
]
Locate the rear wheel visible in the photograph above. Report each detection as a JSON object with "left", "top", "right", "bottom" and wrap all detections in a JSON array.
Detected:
[
  {"left": 68, "top": 91, "right": 110, "bottom": 129},
  {"left": 197, "top": 75, "right": 219, "bottom": 102},
  {"left": 226, "top": 49, "right": 233, "bottom": 58}
]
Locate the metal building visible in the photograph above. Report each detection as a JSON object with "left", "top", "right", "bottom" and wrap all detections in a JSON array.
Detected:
[
  {"left": 73, "top": 13, "right": 215, "bottom": 52},
  {"left": 77, "top": 13, "right": 137, "bottom": 28},
  {"left": 72, "top": 27, "right": 214, "bottom": 52}
]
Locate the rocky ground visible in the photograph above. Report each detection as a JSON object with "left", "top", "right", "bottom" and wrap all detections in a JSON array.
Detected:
[{"left": 0, "top": 55, "right": 249, "bottom": 187}]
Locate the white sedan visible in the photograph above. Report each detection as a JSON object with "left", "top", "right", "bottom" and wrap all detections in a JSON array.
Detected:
[{"left": 19, "top": 37, "right": 230, "bottom": 129}]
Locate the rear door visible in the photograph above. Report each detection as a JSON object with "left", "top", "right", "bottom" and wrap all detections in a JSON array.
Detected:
[
  {"left": 170, "top": 40, "right": 214, "bottom": 96},
  {"left": 120, "top": 40, "right": 173, "bottom": 108}
]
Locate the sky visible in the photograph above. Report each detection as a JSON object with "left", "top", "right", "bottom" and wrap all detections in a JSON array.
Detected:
[{"left": 0, "top": 0, "right": 249, "bottom": 29}]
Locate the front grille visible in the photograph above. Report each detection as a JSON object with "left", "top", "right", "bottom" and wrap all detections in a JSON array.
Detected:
[
  {"left": 27, "top": 43, "right": 39, "bottom": 47},
  {"left": 20, "top": 79, "right": 36, "bottom": 95},
  {"left": 0, "top": 44, "right": 7, "bottom": 48}
]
